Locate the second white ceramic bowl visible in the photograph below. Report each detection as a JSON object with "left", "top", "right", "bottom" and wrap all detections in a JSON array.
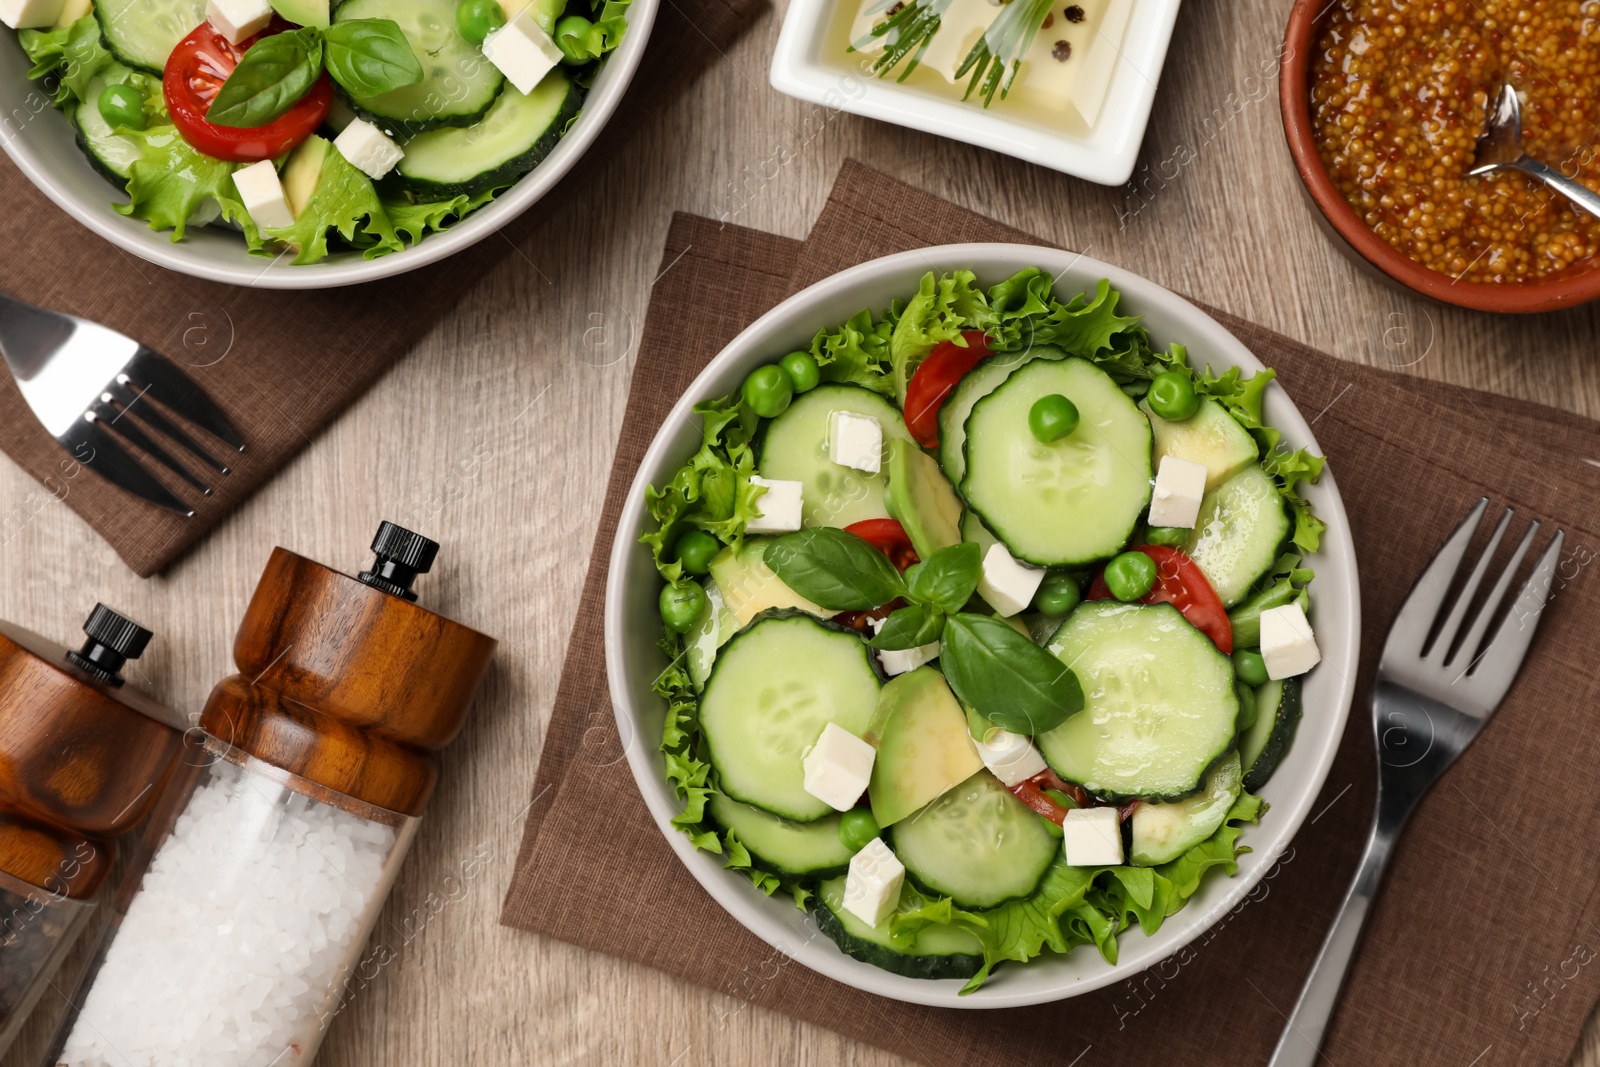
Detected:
[
  {"left": 606, "top": 243, "right": 1360, "bottom": 1008},
  {"left": 0, "top": 1, "right": 658, "bottom": 289}
]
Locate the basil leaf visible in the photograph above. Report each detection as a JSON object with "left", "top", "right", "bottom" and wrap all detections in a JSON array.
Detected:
[
  {"left": 940, "top": 613, "right": 1083, "bottom": 734},
  {"left": 324, "top": 18, "right": 424, "bottom": 99},
  {"left": 208, "top": 28, "right": 324, "bottom": 129},
  {"left": 763, "top": 528, "right": 906, "bottom": 611},
  {"left": 904, "top": 542, "right": 981, "bottom": 614},
  {"left": 869, "top": 604, "right": 945, "bottom": 651}
]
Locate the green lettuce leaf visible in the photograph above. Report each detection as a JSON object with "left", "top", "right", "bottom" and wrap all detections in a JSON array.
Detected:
[
  {"left": 804, "top": 308, "right": 895, "bottom": 396},
  {"left": 888, "top": 270, "right": 992, "bottom": 399},
  {"left": 114, "top": 125, "right": 262, "bottom": 244},
  {"left": 263, "top": 138, "right": 402, "bottom": 264},
  {"left": 19, "top": 14, "right": 112, "bottom": 103},
  {"left": 640, "top": 394, "right": 763, "bottom": 583},
  {"left": 382, "top": 186, "right": 505, "bottom": 248},
  {"left": 987, "top": 274, "right": 1144, "bottom": 360}
]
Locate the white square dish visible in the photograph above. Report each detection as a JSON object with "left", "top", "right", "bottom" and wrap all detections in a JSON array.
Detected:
[{"left": 771, "top": 0, "right": 1181, "bottom": 186}]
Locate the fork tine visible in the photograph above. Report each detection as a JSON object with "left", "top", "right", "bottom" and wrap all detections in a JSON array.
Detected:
[
  {"left": 1427, "top": 507, "right": 1511, "bottom": 662},
  {"left": 87, "top": 405, "right": 213, "bottom": 498},
  {"left": 1381, "top": 497, "right": 1489, "bottom": 665},
  {"left": 1448, "top": 518, "right": 1538, "bottom": 671},
  {"left": 122, "top": 349, "right": 246, "bottom": 452},
  {"left": 105, "top": 382, "right": 232, "bottom": 475},
  {"left": 60, "top": 420, "right": 194, "bottom": 517},
  {"left": 1462, "top": 529, "right": 1564, "bottom": 709}
]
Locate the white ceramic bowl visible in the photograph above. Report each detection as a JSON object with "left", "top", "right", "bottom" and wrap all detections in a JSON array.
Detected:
[
  {"left": 0, "top": 2, "right": 658, "bottom": 289},
  {"left": 771, "top": 0, "right": 1180, "bottom": 187},
  {"left": 606, "top": 244, "right": 1359, "bottom": 1008}
]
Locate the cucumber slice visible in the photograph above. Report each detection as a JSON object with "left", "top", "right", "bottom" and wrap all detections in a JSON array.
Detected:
[
  {"left": 705, "top": 792, "right": 855, "bottom": 880},
  {"left": 813, "top": 877, "right": 984, "bottom": 980},
  {"left": 684, "top": 580, "right": 735, "bottom": 688},
  {"left": 1130, "top": 752, "right": 1242, "bottom": 866},
  {"left": 699, "top": 610, "right": 882, "bottom": 822},
  {"left": 755, "top": 384, "right": 915, "bottom": 529},
  {"left": 937, "top": 346, "right": 1068, "bottom": 489},
  {"left": 336, "top": 0, "right": 505, "bottom": 133},
  {"left": 958, "top": 508, "right": 999, "bottom": 554},
  {"left": 396, "top": 68, "right": 580, "bottom": 196},
  {"left": 95, "top": 0, "right": 205, "bottom": 73},
  {"left": 1041, "top": 601, "right": 1239, "bottom": 801},
  {"left": 1179, "top": 464, "right": 1290, "bottom": 607},
  {"left": 73, "top": 66, "right": 145, "bottom": 186},
  {"left": 890, "top": 770, "right": 1057, "bottom": 908},
  {"left": 961, "top": 358, "right": 1153, "bottom": 567},
  {"left": 1142, "top": 397, "right": 1259, "bottom": 493},
  {"left": 1241, "top": 677, "right": 1303, "bottom": 791}
]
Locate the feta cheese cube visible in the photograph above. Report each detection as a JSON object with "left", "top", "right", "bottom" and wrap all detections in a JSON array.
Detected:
[
  {"left": 971, "top": 726, "right": 1048, "bottom": 788},
  {"left": 231, "top": 160, "right": 294, "bottom": 230},
  {"left": 801, "top": 722, "right": 876, "bottom": 812},
  {"left": 1147, "top": 455, "right": 1208, "bottom": 529},
  {"left": 333, "top": 118, "right": 404, "bottom": 180},
  {"left": 1260, "top": 603, "right": 1321, "bottom": 679},
  {"left": 977, "top": 542, "right": 1046, "bottom": 618},
  {"left": 842, "top": 838, "right": 905, "bottom": 927},
  {"left": 1063, "top": 806, "right": 1123, "bottom": 867},
  {"left": 481, "top": 8, "right": 564, "bottom": 95},
  {"left": 745, "top": 476, "right": 803, "bottom": 534},
  {"left": 0, "top": 0, "right": 65, "bottom": 30},
  {"left": 206, "top": 0, "right": 273, "bottom": 43},
  {"left": 827, "top": 410, "right": 883, "bottom": 474},
  {"left": 870, "top": 616, "right": 941, "bottom": 677}
]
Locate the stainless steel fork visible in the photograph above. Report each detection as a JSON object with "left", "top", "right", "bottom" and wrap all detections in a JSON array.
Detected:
[
  {"left": 1268, "top": 498, "right": 1564, "bottom": 1066},
  {"left": 0, "top": 291, "right": 245, "bottom": 517}
]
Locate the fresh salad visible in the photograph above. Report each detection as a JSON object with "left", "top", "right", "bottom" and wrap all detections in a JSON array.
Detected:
[
  {"left": 6, "top": 0, "right": 629, "bottom": 264},
  {"left": 644, "top": 268, "right": 1328, "bottom": 992}
]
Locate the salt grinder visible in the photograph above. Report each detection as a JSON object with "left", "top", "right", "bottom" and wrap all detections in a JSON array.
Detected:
[
  {"left": 54, "top": 523, "right": 497, "bottom": 1067},
  {"left": 0, "top": 605, "right": 180, "bottom": 1058}
]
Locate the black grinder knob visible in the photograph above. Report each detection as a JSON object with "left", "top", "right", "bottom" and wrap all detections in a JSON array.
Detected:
[
  {"left": 357, "top": 521, "right": 439, "bottom": 602},
  {"left": 67, "top": 603, "right": 153, "bottom": 686}
]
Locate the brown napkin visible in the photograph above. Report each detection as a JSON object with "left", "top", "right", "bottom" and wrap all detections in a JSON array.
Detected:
[
  {"left": 502, "top": 160, "right": 1600, "bottom": 1067},
  {"left": 0, "top": 0, "right": 765, "bottom": 577}
]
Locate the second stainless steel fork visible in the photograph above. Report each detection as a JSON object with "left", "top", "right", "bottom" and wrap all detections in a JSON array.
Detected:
[
  {"left": 1269, "top": 498, "right": 1564, "bottom": 1065},
  {"left": 0, "top": 291, "right": 245, "bottom": 517}
]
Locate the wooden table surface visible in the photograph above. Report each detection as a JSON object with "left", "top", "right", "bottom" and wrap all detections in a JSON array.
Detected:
[{"left": 6, "top": 1, "right": 1600, "bottom": 1064}]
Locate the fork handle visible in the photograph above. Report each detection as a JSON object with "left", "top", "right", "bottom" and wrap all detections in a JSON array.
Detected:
[
  {"left": 1511, "top": 157, "right": 1600, "bottom": 223},
  {"left": 1266, "top": 820, "right": 1398, "bottom": 1066}
]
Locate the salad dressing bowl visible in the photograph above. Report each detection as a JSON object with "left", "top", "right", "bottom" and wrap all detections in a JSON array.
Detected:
[
  {"left": 0, "top": 0, "right": 657, "bottom": 290},
  {"left": 606, "top": 244, "right": 1360, "bottom": 1008}
]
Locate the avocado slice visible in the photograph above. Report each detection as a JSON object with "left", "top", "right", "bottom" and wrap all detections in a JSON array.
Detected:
[
  {"left": 867, "top": 668, "right": 984, "bottom": 828},
  {"left": 1141, "top": 397, "right": 1259, "bottom": 494},
  {"left": 886, "top": 440, "right": 963, "bottom": 561},
  {"left": 281, "top": 136, "right": 330, "bottom": 219},
  {"left": 270, "top": 0, "right": 329, "bottom": 26},
  {"left": 707, "top": 538, "right": 824, "bottom": 627}
]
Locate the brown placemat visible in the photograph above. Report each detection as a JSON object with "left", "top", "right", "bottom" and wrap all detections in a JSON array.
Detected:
[
  {"left": 502, "top": 160, "right": 1600, "bottom": 1067},
  {"left": 0, "top": 0, "right": 765, "bottom": 577}
]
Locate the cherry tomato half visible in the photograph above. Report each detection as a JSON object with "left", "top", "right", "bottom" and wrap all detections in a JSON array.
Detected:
[
  {"left": 1088, "top": 544, "right": 1233, "bottom": 654},
  {"left": 163, "top": 21, "right": 332, "bottom": 163},
  {"left": 902, "top": 330, "right": 991, "bottom": 449},
  {"left": 843, "top": 518, "right": 920, "bottom": 572}
]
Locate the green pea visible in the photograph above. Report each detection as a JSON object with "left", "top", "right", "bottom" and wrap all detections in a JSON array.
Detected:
[
  {"left": 1034, "top": 573, "right": 1081, "bottom": 616},
  {"left": 673, "top": 530, "right": 720, "bottom": 576},
  {"left": 1144, "top": 525, "right": 1189, "bottom": 548},
  {"left": 659, "top": 581, "right": 707, "bottom": 633},
  {"left": 97, "top": 83, "right": 145, "bottom": 131},
  {"left": 779, "top": 350, "right": 821, "bottom": 393},
  {"left": 1028, "top": 393, "right": 1080, "bottom": 443},
  {"left": 553, "top": 13, "right": 595, "bottom": 62},
  {"left": 1233, "top": 649, "right": 1269, "bottom": 688},
  {"left": 1104, "top": 551, "right": 1157, "bottom": 602},
  {"left": 838, "top": 808, "right": 881, "bottom": 851},
  {"left": 455, "top": 0, "right": 505, "bottom": 44},
  {"left": 741, "top": 364, "right": 793, "bottom": 418},
  {"left": 1147, "top": 371, "right": 1199, "bottom": 421}
]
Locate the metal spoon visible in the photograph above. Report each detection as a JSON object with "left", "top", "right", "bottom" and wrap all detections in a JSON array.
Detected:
[{"left": 1469, "top": 83, "right": 1600, "bottom": 220}]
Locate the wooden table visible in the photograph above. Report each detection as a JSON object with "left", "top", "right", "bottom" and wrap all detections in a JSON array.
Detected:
[{"left": 6, "top": 1, "right": 1600, "bottom": 1064}]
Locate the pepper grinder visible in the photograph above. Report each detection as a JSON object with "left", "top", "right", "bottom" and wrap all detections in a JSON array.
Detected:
[{"left": 54, "top": 523, "right": 497, "bottom": 1067}]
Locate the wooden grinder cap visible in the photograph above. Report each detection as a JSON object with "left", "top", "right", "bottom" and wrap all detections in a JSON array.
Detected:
[
  {"left": 0, "top": 608, "right": 184, "bottom": 898},
  {"left": 199, "top": 524, "right": 497, "bottom": 817}
]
